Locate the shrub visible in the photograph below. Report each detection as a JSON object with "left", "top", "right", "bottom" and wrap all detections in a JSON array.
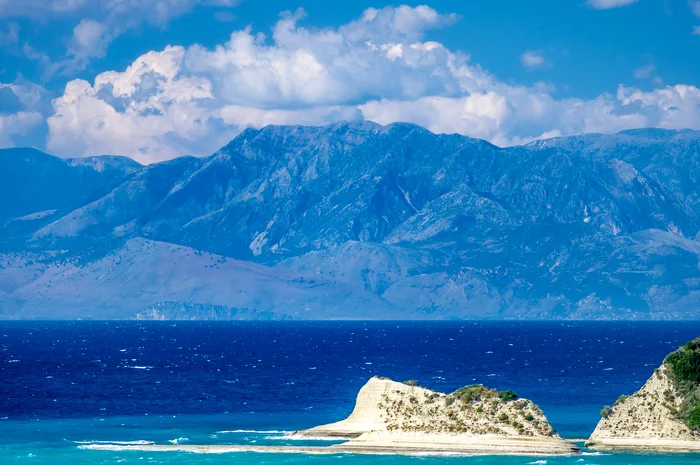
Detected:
[
  {"left": 451, "top": 385, "right": 493, "bottom": 403},
  {"left": 614, "top": 395, "right": 629, "bottom": 406},
  {"left": 498, "top": 390, "right": 518, "bottom": 402},
  {"left": 666, "top": 338, "right": 700, "bottom": 383},
  {"left": 600, "top": 406, "right": 613, "bottom": 419},
  {"left": 688, "top": 406, "right": 700, "bottom": 430},
  {"left": 403, "top": 379, "right": 419, "bottom": 387},
  {"left": 665, "top": 337, "right": 700, "bottom": 431}
]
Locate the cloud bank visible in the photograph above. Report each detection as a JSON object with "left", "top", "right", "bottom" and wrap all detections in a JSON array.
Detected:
[{"left": 2, "top": 5, "right": 700, "bottom": 163}]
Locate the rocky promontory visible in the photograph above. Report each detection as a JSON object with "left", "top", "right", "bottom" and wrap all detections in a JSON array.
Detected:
[
  {"left": 586, "top": 338, "right": 700, "bottom": 452},
  {"left": 83, "top": 376, "right": 579, "bottom": 456},
  {"left": 297, "top": 376, "right": 579, "bottom": 455}
]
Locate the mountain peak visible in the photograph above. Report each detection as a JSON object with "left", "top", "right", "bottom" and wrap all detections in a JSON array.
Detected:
[
  {"left": 3, "top": 123, "right": 700, "bottom": 320},
  {"left": 616, "top": 128, "right": 693, "bottom": 140}
]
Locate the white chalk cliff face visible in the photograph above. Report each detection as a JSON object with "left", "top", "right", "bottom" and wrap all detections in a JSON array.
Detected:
[
  {"left": 587, "top": 364, "right": 700, "bottom": 452},
  {"left": 299, "top": 377, "right": 578, "bottom": 455}
]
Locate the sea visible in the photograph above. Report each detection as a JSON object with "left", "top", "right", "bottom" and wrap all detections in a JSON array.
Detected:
[{"left": 1, "top": 321, "right": 700, "bottom": 465}]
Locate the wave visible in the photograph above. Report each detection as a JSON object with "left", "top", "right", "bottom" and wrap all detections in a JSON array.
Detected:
[
  {"left": 168, "top": 437, "right": 190, "bottom": 444},
  {"left": 215, "top": 429, "right": 290, "bottom": 434},
  {"left": 266, "top": 433, "right": 342, "bottom": 441},
  {"left": 74, "top": 440, "right": 155, "bottom": 445}
]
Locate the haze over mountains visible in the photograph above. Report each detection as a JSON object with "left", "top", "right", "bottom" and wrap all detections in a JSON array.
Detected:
[{"left": 1, "top": 121, "right": 699, "bottom": 320}]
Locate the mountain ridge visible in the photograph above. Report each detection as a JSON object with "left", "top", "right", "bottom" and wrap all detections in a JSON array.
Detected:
[{"left": 2, "top": 122, "right": 700, "bottom": 319}]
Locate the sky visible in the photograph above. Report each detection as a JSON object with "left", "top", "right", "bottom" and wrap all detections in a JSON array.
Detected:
[{"left": 0, "top": 0, "right": 699, "bottom": 164}]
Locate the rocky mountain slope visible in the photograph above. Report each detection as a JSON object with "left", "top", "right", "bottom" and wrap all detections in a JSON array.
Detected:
[{"left": 2, "top": 122, "right": 700, "bottom": 319}]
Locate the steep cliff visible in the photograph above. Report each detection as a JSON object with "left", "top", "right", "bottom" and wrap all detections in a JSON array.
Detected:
[{"left": 587, "top": 339, "right": 700, "bottom": 452}]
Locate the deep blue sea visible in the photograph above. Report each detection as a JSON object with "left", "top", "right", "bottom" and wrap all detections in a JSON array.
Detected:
[{"left": 2, "top": 321, "right": 700, "bottom": 464}]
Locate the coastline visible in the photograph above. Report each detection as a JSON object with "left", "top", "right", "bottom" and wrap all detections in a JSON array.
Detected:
[
  {"left": 80, "top": 433, "right": 580, "bottom": 456},
  {"left": 584, "top": 438, "right": 700, "bottom": 453}
]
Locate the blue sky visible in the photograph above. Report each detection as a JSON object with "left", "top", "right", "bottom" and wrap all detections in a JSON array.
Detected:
[{"left": 0, "top": 0, "right": 699, "bottom": 163}]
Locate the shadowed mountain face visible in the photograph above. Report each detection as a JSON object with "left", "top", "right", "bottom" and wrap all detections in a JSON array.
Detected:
[
  {"left": 2, "top": 122, "right": 700, "bottom": 320},
  {"left": 0, "top": 149, "right": 141, "bottom": 233}
]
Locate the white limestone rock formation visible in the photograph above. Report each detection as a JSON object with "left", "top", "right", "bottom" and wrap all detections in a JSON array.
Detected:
[
  {"left": 587, "top": 363, "right": 700, "bottom": 452},
  {"left": 298, "top": 377, "right": 579, "bottom": 455}
]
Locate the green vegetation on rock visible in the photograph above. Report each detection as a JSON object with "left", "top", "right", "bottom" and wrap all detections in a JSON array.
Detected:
[
  {"left": 449, "top": 385, "right": 518, "bottom": 404},
  {"left": 664, "top": 337, "right": 700, "bottom": 430},
  {"left": 377, "top": 380, "right": 552, "bottom": 437},
  {"left": 498, "top": 390, "right": 518, "bottom": 402}
]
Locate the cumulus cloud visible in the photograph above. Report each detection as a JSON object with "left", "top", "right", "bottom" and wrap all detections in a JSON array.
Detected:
[
  {"left": 44, "top": 5, "right": 700, "bottom": 163},
  {"left": 520, "top": 50, "right": 549, "bottom": 71},
  {"left": 47, "top": 5, "right": 472, "bottom": 162},
  {"left": 66, "top": 19, "right": 113, "bottom": 66},
  {"left": 588, "top": 0, "right": 640, "bottom": 9}
]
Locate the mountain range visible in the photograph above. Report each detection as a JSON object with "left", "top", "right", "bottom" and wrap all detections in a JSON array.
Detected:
[{"left": 1, "top": 121, "right": 699, "bottom": 320}]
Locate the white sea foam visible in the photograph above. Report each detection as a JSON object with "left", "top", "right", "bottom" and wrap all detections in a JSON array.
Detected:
[
  {"left": 168, "top": 437, "right": 190, "bottom": 444},
  {"left": 74, "top": 440, "right": 154, "bottom": 445},
  {"left": 265, "top": 433, "right": 341, "bottom": 441},
  {"left": 215, "top": 429, "right": 290, "bottom": 434}
]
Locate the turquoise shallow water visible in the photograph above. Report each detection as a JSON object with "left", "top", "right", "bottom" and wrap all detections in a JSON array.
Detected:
[
  {"left": 1, "top": 415, "right": 699, "bottom": 465},
  {"left": 2, "top": 321, "right": 700, "bottom": 464}
]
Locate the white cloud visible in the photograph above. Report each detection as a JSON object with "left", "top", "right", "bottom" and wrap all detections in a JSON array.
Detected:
[
  {"left": 0, "top": 0, "right": 88, "bottom": 17},
  {"left": 0, "top": 80, "right": 47, "bottom": 148},
  {"left": 0, "top": 22, "right": 19, "bottom": 47},
  {"left": 693, "top": 25, "right": 700, "bottom": 35},
  {"left": 44, "top": 5, "right": 700, "bottom": 163},
  {"left": 520, "top": 50, "right": 549, "bottom": 71},
  {"left": 1, "top": 0, "right": 243, "bottom": 74},
  {"left": 633, "top": 64, "right": 655, "bottom": 79},
  {"left": 691, "top": 1, "right": 700, "bottom": 17},
  {"left": 0, "top": 0, "right": 203, "bottom": 22},
  {"left": 214, "top": 11, "right": 237, "bottom": 23},
  {"left": 588, "top": 0, "right": 640, "bottom": 9},
  {"left": 67, "top": 19, "right": 113, "bottom": 67}
]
